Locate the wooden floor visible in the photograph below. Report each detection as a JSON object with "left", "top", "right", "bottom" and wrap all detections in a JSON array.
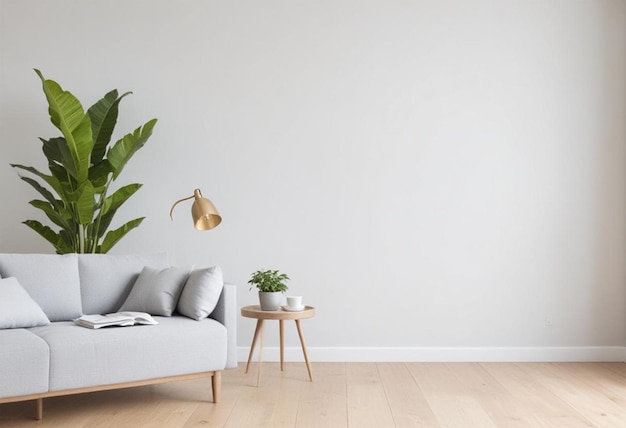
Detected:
[{"left": 2, "top": 362, "right": 626, "bottom": 427}]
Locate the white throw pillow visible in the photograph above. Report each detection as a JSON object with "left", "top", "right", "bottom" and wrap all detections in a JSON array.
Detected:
[
  {"left": 177, "top": 266, "right": 224, "bottom": 320},
  {"left": 0, "top": 277, "right": 50, "bottom": 329},
  {"left": 118, "top": 266, "right": 192, "bottom": 316},
  {"left": 0, "top": 253, "right": 82, "bottom": 321}
]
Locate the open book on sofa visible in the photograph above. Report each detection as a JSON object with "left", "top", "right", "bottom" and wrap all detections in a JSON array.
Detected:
[{"left": 74, "top": 312, "right": 158, "bottom": 329}]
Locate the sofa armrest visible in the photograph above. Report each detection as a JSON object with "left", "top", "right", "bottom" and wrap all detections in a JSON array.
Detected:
[{"left": 209, "top": 282, "right": 237, "bottom": 368}]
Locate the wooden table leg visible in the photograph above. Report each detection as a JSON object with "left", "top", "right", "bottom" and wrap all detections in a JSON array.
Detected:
[
  {"left": 246, "top": 319, "right": 264, "bottom": 374},
  {"left": 295, "top": 319, "right": 313, "bottom": 381},
  {"left": 279, "top": 319, "right": 285, "bottom": 371},
  {"left": 256, "top": 319, "right": 265, "bottom": 387}
]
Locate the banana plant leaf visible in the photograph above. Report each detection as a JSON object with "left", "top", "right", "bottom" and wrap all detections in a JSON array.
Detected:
[
  {"left": 74, "top": 181, "right": 96, "bottom": 226},
  {"left": 18, "top": 176, "right": 60, "bottom": 208},
  {"left": 28, "top": 200, "right": 72, "bottom": 230},
  {"left": 35, "top": 69, "right": 94, "bottom": 183},
  {"left": 88, "top": 90, "right": 131, "bottom": 166},
  {"left": 107, "top": 119, "right": 157, "bottom": 179},
  {"left": 11, "top": 164, "right": 64, "bottom": 198},
  {"left": 100, "top": 217, "right": 145, "bottom": 254},
  {"left": 22, "top": 220, "right": 73, "bottom": 254}
]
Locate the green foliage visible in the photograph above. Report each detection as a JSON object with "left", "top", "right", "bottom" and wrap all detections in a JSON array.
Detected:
[
  {"left": 11, "top": 70, "right": 157, "bottom": 254},
  {"left": 248, "top": 269, "right": 290, "bottom": 293}
]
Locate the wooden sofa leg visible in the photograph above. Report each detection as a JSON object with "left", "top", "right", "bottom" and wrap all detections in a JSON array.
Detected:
[
  {"left": 211, "top": 371, "right": 221, "bottom": 403},
  {"left": 35, "top": 398, "right": 43, "bottom": 420}
]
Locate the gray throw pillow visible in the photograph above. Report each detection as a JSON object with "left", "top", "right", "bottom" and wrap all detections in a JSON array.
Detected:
[
  {"left": 118, "top": 266, "right": 192, "bottom": 316},
  {"left": 177, "top": 266, "right": 224, "bottom": 320},
  {"left": 0, "top": 277, "right": 50, "bottom": 329}
]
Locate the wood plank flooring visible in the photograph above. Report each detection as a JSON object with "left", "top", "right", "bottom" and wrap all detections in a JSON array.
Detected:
[{"left": 2, "top": 362, "right": 626, "bottom": 427}]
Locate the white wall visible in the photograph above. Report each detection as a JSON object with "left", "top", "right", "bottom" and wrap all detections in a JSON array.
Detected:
[{"left": 1, "top": 0, "right": 624, "bottom": 361}]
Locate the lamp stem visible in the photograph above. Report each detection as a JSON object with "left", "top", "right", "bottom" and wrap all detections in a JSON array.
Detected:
[{"left": 169, "top": 194, "right": 194, "bottom": 220}]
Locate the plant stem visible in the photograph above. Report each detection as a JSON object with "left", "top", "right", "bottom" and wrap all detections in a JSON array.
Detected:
[
  {"left": 79, "top": 224, "right": 85, "bottom": 254},
  {"left": 91, "top": 176, "right": 112, "bottom": 253}
]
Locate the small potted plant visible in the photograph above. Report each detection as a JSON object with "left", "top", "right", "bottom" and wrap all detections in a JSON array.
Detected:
[{"left": 248, "top": 269, "right": 289, "bottom": 311}]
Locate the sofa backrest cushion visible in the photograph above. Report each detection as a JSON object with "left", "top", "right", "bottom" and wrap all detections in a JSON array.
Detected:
[
  {"left": 78, "top": 253, "right": 170, "bottom": 315},
  {"left": 0, "top": 253, "right": 82, "bottom": 321}
]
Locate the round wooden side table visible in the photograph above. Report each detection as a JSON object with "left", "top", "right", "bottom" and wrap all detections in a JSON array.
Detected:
[{"left": 241, "top": 305, "right": 315, "bottom": 386}]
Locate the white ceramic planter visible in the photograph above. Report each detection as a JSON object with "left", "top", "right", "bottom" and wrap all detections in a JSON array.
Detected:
[{"left": 258, "top": 291, "right": 282, "bottom": 311}]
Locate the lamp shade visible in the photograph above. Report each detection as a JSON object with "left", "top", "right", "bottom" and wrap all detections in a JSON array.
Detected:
[
  {"left": 191, "top": 189, "right": 221, "bottom": 230},
  {"left": 170, "top": 188, "right": 222, "bottom": 231}
]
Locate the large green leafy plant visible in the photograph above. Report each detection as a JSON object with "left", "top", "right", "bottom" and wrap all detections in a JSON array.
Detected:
[{"left": 11, "top": 70, "right": 157, "bottom": 254}]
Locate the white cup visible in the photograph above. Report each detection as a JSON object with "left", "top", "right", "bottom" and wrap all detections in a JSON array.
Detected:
[{"left": 286, "top": 295, "right": 303, "bottom": 310}]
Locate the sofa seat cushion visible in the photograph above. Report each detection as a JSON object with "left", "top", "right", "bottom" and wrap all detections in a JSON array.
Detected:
[
  {"left": 78, "top": 253, "right": 170, "bottom": 315},
  {"left": 29, "top": 316, "right": 227, "bottom": 392},
  {"left": 0, "top": 253, "right": 82, "bottom": 321},
  {"left": 0, "top": 329, "right": 49, "bottom": 398}
]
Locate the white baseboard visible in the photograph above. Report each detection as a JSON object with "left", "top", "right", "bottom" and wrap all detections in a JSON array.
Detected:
[{"left": 237, "top": 346, "right": 626, "bottom": 363}]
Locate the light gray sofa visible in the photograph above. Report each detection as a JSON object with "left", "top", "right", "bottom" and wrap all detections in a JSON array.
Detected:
[{"left": 0, "top": 253, "right": 237, "bottom": 420}]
